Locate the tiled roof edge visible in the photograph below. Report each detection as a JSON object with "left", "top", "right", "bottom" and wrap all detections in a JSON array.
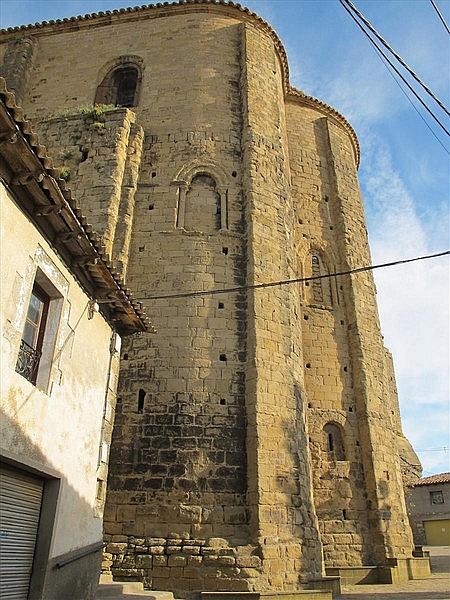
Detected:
[
  {"left": 413, "top": 472, "right": 450, "bottom": 487},
  {"left": 0, "top": 0, "right": 360, "bottom": 166}
]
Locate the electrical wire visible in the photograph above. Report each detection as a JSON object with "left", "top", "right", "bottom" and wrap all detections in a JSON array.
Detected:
[
  {"left": 429, "top": 0, "right": 450, "bottom": 35},
  {"left": 341, "top": 0, "right": 450, "bottom": 116},
  {"left": 339, "top": 0, "right": 450, "bottom": 137},
  {"left": 134, "top": 250, "right": 449, "bottom": 301},
  {"left": 371, "top": 35, "right": 449, "bottom": 153}
]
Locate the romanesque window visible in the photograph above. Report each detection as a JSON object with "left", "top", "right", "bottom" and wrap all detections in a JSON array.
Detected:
[
  {"left": 307, "top": 251, "right": 333, "bottom": 306},
  {"left": 95, "top": 64, "right": 140, "bottom": 108},
  {"left": 323, "top": 423, "right": 346, "bottom": 460},
  {"left": 184, "top": 174, "right": 221, "bottom": 233},
  {"left": 311, "top": 254, "right": 323, "bottom": 303}
]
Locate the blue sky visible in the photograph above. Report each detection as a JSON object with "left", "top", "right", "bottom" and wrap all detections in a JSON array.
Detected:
[{"left": 1, "top": 0, "right": 449, "bottom": 475}]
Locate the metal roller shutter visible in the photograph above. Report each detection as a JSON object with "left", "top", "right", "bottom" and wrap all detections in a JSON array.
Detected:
[{"left": 0, "top": 466, "right": 43, "bottom": 600}]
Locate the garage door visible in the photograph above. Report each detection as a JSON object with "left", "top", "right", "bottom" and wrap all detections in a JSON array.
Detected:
[
  {"left": 424, "top": 519, "right": 450, "bottom": 546},
  {"left": 0, "top": 466, "right": 44, "bottom": 599}
]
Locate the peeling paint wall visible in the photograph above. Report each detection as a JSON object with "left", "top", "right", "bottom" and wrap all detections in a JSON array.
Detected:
[{"left": 0, "top": 181, "right": 120, "bottom": 598}]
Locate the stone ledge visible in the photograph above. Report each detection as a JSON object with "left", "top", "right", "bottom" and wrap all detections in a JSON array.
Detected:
[{"left": 200, "top": 592, "right": 331, "bottom": 600}]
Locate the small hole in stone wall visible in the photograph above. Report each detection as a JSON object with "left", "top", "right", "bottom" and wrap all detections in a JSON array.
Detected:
[
  {"left": 80, "top": 148, "right": 89, "bottom": 162},
  {"left": 305, "top": 362, "right": 311, "bottom": 369},
  {"left": 309, "top": 437, "right": 312, "bottom": 443},
  {"left": 298, "top": 219, "right": 303, "bottom": 224},
  {"left": 302, "top": 234, "right": 308, "bottom": 238},
  {"left": 356, "top": 441, "right": 360, "bottom": 446},
  {"left": 123, "top": 353, "right": 129, "bottom": 360},
  {"left": 308, "top": 402, "right": 312, "bottom": 408},
  {"left": 305, "top": 282, "right": 309, "bottom": 286},
  {"left": 339, "top": 285, "right": 343, "bottom": 290},
  {"left": 148, "top": 204, "right": 154, "bottom": 210},
  {"left": 303, "top": 315, "right": 309, "bottom": 320},
  {"left": 348, "top": 406, "right": 353, "bottom": 412},
  {"left": 232, "top": 171, "right": 237, "bottom": 178},
  {"left": 151, "top": 171, "right": 157, "bottom": 178},
  {"left": 137, "top": 389, "right": 146, "bottom": 414},
  {"left": 220, "top": 398, "right": 226, "bottom": 405},
  {"left": 340, "top": 320, "right": 344, "bottom": 325},
  {"left": 343, "top": 366, "right": 348, "bottom": 372},
  {"left": 222, "top": 247, "right": 229, "bottom": 255},
  {"left": 329, "top": 226, "right": 334, "bottom": 230},
  {"left": 219, "top": 354, "right": 227, "bottom": 362},
  {"left": 343, "top": 509, "right": 348, "bottom": 520},
  {"left": 139, "top": 246, "right": 145, "bottom": 252},
  {"left": 218, "top": 302, "right": 224, "bottom": 309},
  {"left": 391, "top": 410, "right": 395, "bottom": 415},
  {"left": 324, "top": 196, "right": 329, "bottom": 202}
]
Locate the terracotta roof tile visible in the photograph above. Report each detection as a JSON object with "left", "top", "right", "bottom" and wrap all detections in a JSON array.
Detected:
[{"left": 414, "top": 472, "right": 450, "bottom": 487}]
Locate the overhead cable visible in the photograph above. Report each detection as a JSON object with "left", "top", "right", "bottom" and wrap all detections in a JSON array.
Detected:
[
  {"left": 370, "top": 35, "right": 449, "bottom": 153},
  {"left": 429, "top": 0, "right": 450, "bottom": 35},
  {"left": 341, "top": 0, "right": 450, "bottom": 117},
  {"left": 340, "top": 0, "right": 450, "bottom": 137},
  {"left": 135, "top": 250, "right": 449, "bottom": 301}
]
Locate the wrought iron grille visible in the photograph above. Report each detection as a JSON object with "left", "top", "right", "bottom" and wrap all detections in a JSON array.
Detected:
[{"left": 15, "top": 339, "right": 41, "bottom": 383}]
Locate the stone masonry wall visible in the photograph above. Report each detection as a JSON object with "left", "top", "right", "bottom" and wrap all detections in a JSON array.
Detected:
[
  {"left": 286, "top": 103, "right": 371, "bottom": 566},
  {"left": 0, "top": 37, "right": 38, "bottom": 105},
  {"left": 33, "top": 108, "right": 143, "bottom": 266},
  {"left": 323, "top": 117, "right": 414, "bottom": 562},
  {"left": 240, "top": 25, "right": 322, "bottom": 586}
]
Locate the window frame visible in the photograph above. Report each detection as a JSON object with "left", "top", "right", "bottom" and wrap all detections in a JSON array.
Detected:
[
  {"left": 16, "top": 283, "right": 50, "bottom": 385},
  {"left": 15, "top": 265, "right": 65, "bottom": 392},
  {"left": 430, "top": 490, "right": 445, "bottom": 505}
]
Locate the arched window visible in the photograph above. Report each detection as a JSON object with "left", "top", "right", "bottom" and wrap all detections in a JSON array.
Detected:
[
  {"left": 95, "top": 64, "right": 140, "bottom": 108},
  {"left": 184, "top": 174, "right": 221, "bottom": 233},
  {"left": 311, "top": 254, "right": 323, "bottom": 303},
  {"left": 323, "top": 423, "right": 346, "bottom": 460},
  {"left": 307, "top": 251, "right": 333, "bottom": 306}
]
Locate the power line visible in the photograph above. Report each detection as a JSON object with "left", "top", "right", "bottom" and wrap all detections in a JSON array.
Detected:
[
  {"left": 341, "top": 0, "right": 450, "bottom": 117},
  {"left": 371, "top": 39, "right": 449, "bottom": 153},
  {"left": 429, "top": 0, "right": 450, "bottom": 35},
  {"left": 135, "top": 250, "right": 449, "bottom": 301},
  {"left": 339, "top": 0, "right": 450, "bottom": 137}
]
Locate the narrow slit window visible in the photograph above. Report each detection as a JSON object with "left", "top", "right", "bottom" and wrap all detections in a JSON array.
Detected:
[{"left": 138, "top": 389, "right": 146, "bottom": 413}]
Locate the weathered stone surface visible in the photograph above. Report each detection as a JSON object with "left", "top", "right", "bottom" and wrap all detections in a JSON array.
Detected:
[{"left": 0, "top": 1, "right": 420, "bottom": 596}]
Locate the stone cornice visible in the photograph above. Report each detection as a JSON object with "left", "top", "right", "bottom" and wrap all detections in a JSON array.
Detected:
[
  {"left": 287, "top": 88, "right": 360, "bottom": 167},
  {"left": 0, "top": 0, "right": 360, "bottom": 166}
]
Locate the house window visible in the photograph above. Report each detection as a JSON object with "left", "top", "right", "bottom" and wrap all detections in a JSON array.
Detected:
[
  {"left": 15, "top": 284, "right": 49, "bottom": 384},
  {"left": 430, "top": 491, "right": 444, "bottom": 505},
  {"left": 15, "top": 269, "right": 64, "bottom": 390}
]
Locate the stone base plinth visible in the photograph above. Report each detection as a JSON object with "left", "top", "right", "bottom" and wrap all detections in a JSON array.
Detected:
[{"left": 200, "top": 592, "right": 331, "bottom": 600}]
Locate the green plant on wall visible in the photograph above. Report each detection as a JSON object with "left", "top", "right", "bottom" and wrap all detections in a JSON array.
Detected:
[
  {"left": 56, "top": 104, "right": 117, "bottom": 121},
  {"left": 59, "top": 166, "right": 71, "bottom": 182}
]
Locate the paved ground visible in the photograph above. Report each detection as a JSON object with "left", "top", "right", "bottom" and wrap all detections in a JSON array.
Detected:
[{"left": 338, "top": 547, "right": 450, "bottom": 600}]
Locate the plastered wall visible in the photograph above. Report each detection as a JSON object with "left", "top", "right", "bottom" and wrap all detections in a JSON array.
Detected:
[{"left": 0, "top": 182, "right": 119, "bottom": 597}]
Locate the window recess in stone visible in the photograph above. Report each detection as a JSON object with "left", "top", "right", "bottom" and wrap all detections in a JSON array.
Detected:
[
  {"left": 95, "top": 61, "right": 141, "bottom": 108},
  {"left": 323, "top": 422, "right": 346, "bottom": 461}
]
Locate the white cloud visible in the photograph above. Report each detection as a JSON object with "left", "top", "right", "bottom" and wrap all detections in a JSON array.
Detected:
[{"left": 361, "top": 137, "right": 449, "bottom": 474}]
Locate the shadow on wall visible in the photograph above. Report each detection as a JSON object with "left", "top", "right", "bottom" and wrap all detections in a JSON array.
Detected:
[{"left": 0, "top": 407, "right": 102, "bottom": 600}]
